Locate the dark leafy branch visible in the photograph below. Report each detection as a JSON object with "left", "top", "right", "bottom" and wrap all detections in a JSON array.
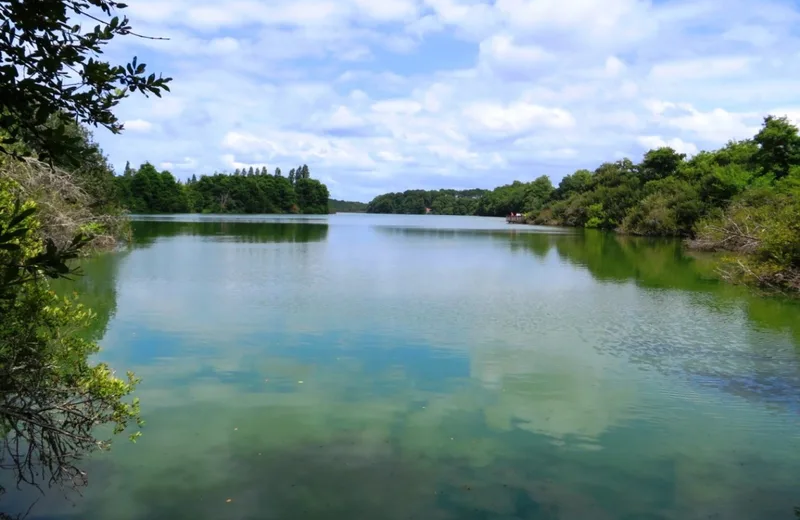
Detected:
[{"left": 0, "top": 0, "right": 172, "bottom": 163}]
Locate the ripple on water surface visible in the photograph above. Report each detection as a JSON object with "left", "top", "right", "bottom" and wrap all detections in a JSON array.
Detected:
[{"left": 18, "top": 214, "right": 800, "bottom": 520}]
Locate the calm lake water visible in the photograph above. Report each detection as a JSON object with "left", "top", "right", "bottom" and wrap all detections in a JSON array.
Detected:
[{"left": 14, "top": 214, "right": 800, "bottom": 519}]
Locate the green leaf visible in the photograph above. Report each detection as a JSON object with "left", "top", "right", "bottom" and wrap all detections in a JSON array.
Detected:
[
  {"left": 8, "top": 207, "right": 36, "bottom": 229},
  {"left": 1, "top": 227, "right": 29, "bottom": 240}
]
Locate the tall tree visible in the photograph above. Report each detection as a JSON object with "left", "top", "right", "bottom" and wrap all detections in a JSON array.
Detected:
[
  {"left": 275, "top": 167, "right": 282, "bottom": 178},
  {"left": 295, "top": 178, "right": 330, "bottom": 214},
  {"left": 288, "top": 168, "right": 296, "bottom": 185},
  {"left": 640, "top": 147, "right": 686, "bottom": 183},
  {"left": 248, "top": 166, "right": 254, "bottom": 176},
  {"left": 753, "top": 115, "right": 800, "bottom": 180}
]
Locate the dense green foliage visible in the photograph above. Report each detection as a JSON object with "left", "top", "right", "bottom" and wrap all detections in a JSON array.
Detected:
[
  {"left": 527, "top": 116, "right": 799, "bottom": 239},
  {"left": 367, "top": 188, "right": 489, "bottom": 215},
  {"left": 329, "top": 199, "right": 368, "bottom": 213},
  {"left": 475, "top": 176, "right": 554, "bottom": 216},
  {"left": 115, "top": 163, "right": 330, "bottom": 214},
  {"left": 0, "top": 0, "right": 169, "bottom": 506},
  {"left": 365, "top": 115, "right": 799, "bottom": 292},
  {"left": 365, "top": 180, "right": 557, "bottom": 217},
  {"left": 526, "top": 115, "right": 800, "bottom": 292},
  {"left": 0, "top": 178, "right": 142, "bottom": 501}
]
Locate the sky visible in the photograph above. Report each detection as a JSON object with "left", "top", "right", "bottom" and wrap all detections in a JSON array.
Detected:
[{"left": 97, "top": 0, "right": 800, "bottom": 202}]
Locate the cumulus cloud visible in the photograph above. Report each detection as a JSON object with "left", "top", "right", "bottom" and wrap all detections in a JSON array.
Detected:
[
  {"left": 467, "top": 101, "right": 574, "bottom": 130},
  {"left": 649, "top": 56, "right": 753, "bottom": 81},
  {"left": 636, "top": 136, "right": 698, "bottom": 156},
  {"left": 94, "top": 0, "right": 800, "bottom": 200},
  {"left": 160, "top": 157, "right": 198, "bottom": 170},
  {"left": 123, "top": 119, "right": 154, "bottom": 132},
  {"left": 478, "top": 34, "right": 555, "bottom": 80}
]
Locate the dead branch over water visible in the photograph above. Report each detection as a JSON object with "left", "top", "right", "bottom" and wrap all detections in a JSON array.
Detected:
[{"left": 0, "top": 158, "right": 125, "bottom": 251}]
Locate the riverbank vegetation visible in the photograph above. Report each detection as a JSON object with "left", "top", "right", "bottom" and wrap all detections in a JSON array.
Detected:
[
  {"left": 0, "top": 0, "right": 172, "bottom": 510},
  {"left": 366, "top": 116, "right": 800, "bottom": 293}
]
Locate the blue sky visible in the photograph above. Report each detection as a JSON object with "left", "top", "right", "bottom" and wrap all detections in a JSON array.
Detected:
[{"left": 97, "top": 0, "right": 800, "bottom": 201}]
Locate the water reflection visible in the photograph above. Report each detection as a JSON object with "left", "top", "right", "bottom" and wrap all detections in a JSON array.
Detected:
[
  {"left": 7, "top": 215, "right": 800, "bottom": 520},
  {"left": 505, "top": 229, "right": 800, "bottom": 411},
  {"left": 131, "top": 219, "right": 329, "bottom": 248}
]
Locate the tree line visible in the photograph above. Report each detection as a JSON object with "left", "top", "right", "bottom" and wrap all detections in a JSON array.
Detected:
[
  {"left": 366, "top": 116, "right": 800, "bottom": 292},
  {"left": 115, "top": 162, "right": 331, "bottom": 214},
  {"left": 329, "top": 199, "right": 368, "bottom": 213},
  {"left": 367, "top": 188, "right": 489, "bottom": 215}
]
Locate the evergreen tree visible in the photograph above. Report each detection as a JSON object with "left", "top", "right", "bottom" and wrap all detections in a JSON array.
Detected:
[
  {"left": 123, "top": 160, "right": 133, "bottom": 176},
  {"left": 288, "top": 168, "right": 296, "bottom": 185},
  {"left": 275, "top": 167, "right": 282, "bottom": 177},
  {"left": 234, "top": 168, "right": 241, "bottom": 176},
  {"left": 301, "top": 164, "right": 310, "bottom": 179},
  {"left": 248, "top": 166, "right": 254, "bottom": 176}
]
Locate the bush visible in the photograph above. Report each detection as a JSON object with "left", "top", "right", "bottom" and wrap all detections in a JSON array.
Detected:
[
  {"left": 0, "top": 181, "right": 142, "bottom": 497},
  {"left": 690, "top": 193, "right": 800, "bottom": 291},
  {"left": 621, "top": 179, "right": 702, "bottom": 236},
  {"left": 0, "top": 157, "right": 126, "bottom": 251}
]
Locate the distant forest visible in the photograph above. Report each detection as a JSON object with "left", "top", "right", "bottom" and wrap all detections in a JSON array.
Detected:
[
  {"left": 329, "top": 199, "right": 368, "bottom": 213},
  {"left": 367, "top": 189, "right": 490, "bottom": 215},
  {"left": 116, "top": 163, "right": 331, "bottom": 214}
]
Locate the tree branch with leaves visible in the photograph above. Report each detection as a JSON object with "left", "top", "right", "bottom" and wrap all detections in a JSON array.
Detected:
[
  {"left": 0, "top": 0, "right": 172, "bottom": 162},
  {"left": 0, "top": 0, "right": 170, "bottom": 512}
]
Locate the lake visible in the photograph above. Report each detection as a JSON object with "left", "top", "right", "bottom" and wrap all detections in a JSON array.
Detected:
[{"left": 15, "top": 214, "right": 800, "bottom": 519}]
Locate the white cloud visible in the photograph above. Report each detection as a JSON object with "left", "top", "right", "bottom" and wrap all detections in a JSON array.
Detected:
[
  {"left": 376, "top": 150, "right": 412, "bottom": 162},
  {"left": 494, "top": 0, "right": 656, "bottom": 48},
  {"left": 323, "top": 106, "right": 367, "bottom": 130},
  {"left": 222, "top": 130, "right": 377, "bottom": 169},
  {"left": 636, "top": 136, "right": 698, "bottom": 156},
  {"left": 123, "top": 119, "right": 154, "bottom": 132},
  {"left": 605, "top": 56, "right": 626, "bottom": 77},
  {"left": 723, "top": 25, "right": 779, "bottom": 48},
  {"left": 352, "top": 0, "right": 418, "bottom": 22},
  {"left": 480, "top": 34, "right": 553, "bottom": 66},
  {"left": 649, "top": 57, "right": 753, "bottom": 81},
  {"left": 221, "top": 154, "right": 271, "bottom": 171},
  {"left": 464, "top": 102, "right": 575, "bottom": 135},
  {"left": 370, "top": 99, "right": 423, "bottom": 115},
  {"left": 657, "top": 105, "right": 760, "bottom": 142},
  {"left": 767, "top": 108, "right": 800, "bottom": 127},
  {"left": 208, "top": 37, "right": 240, "bottom": 54},
  {"left": 160, "top": 157, "right": 198, "bottom": 170},
  {"left": 93, "top": 0, "right": 800, "bottom": 200}
]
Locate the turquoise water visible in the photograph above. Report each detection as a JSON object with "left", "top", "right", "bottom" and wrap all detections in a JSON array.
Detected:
[{"left": 14, "top": 214, "right": 800, "bottom": 519}]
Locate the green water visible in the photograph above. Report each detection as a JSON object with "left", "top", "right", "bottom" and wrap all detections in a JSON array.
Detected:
[{"left": 17, "top": 214, "right": 800, "bottom": 519}]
